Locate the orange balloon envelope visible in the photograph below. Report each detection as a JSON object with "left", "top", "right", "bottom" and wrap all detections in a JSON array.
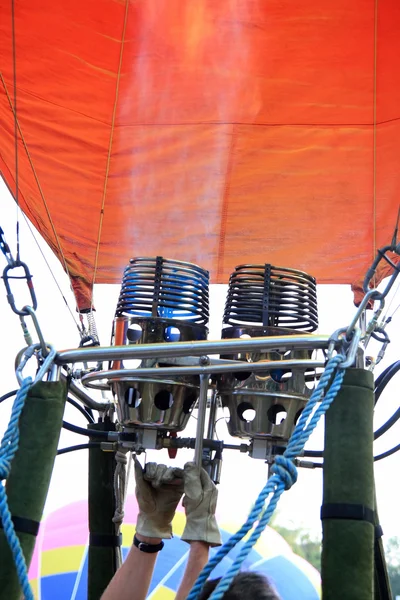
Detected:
[{"left": 0, "top": 0, "right": 399, "bottom": 309}]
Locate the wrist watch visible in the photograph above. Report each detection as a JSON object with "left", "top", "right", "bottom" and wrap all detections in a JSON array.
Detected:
[{"left": 133, "top": 534, "right": 164, "bottom": 553}]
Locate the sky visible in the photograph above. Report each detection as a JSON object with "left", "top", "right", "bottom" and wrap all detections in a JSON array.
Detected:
[{"left": 0, "top": 177, "right": 399, "bottom": 543}]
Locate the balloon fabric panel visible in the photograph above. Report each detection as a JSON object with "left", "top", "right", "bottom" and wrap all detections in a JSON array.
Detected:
[{"left": 1, "top": 0, "right": 399, "bottom": 309}]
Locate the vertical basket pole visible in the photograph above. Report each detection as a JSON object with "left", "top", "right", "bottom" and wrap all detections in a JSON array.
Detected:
[
  {"left": 321, "top": 368, "right": 375, "bottom": 600},
  {"left": 87, "top": 421, "right": 118, "bottom": 600}
]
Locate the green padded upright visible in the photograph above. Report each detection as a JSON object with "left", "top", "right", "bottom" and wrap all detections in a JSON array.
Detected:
[
  {"left": 321, "top": 368, "right": 374, "bottom": 600},
  {"left": 0, "top": 381, "right": 66, "bottom": 599},
  {"left": 87, "top": 421, "right": 118, "bottom": 600},
  {"left": 373, "top": 493, "right": 392, "bottom": 600}
]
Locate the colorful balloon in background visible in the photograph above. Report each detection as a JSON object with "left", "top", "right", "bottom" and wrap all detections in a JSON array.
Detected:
[{"left": 29, "top": 497, "right": 321, "bottom": 599}]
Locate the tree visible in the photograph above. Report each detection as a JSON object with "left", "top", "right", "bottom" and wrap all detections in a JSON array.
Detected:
[
  {"left": 271, "top": 522, "right": 400, "bottom": 600},
  {"left": 385, "top": 537, "right": 400, "bottom": 599},
  {"left": 270, "top": 521, "right": 321, "bottom": 572}
]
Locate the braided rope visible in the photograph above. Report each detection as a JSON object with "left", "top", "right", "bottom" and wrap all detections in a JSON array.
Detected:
[
  {"left": 187, "top": 355, "right": 346, "bottom": 600},
  {"left": 113, "top": 449, "right": 129, "bottom": 569},
  {"left": 0, "top": 377, "right": 34, "bottom": 600}
]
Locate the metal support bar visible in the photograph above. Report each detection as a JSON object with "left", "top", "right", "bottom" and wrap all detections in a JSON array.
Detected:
[
  {"left": 66, "top": 376, "right": 111, "bottom": 411},
  {"left": 207, "top": 388, "right": 218, "bottom": 440},
  {"left": 49, "top": 364, "right": 61, "bottom": 382},
  {"left": 159, "top": 355, "right": 243, "bottom": 367},
  {"left": 193, "top": 374, "right": 209, "bottom": 467},
  {"left": 56, "top": 334, "right": 333, "bottom": 365},
  {"left": 161, "top": 437, "right": 247, "bottom": 453},
  {"left": 80, "top": 359, "right": 325, "bottom": 390}
]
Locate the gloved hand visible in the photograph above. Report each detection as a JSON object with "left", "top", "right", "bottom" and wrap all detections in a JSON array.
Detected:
[
  {"left": 181, "top": 462, "right": 222, "bottom": 547},
  {"left": 135, "top": 459, "right": 184, "bottom": 539}
]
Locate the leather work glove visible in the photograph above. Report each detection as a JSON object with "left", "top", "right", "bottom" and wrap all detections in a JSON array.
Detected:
[
  {"left": 135, "top": 459, "right": 184, "bottom": 539},
  {"left": 181, "top": 462, "right": 222, "bottom": 547}
]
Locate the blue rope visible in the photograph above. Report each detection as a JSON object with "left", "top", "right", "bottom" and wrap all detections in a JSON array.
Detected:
[
  {"left": 0, "top": 377, "right": 34, "bottom": 600},
  {"left": 187, "top": 354, "right": 346, "bottom": 600}
]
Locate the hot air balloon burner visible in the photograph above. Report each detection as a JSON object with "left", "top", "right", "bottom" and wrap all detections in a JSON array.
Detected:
[
  {"left": 111, "top": 257, "right": 209, "bottom": 432},
  {"left": 217, "top": 264, "right": 319, "bottom": 445}
]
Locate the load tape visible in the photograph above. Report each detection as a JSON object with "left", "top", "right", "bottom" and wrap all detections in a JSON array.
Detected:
[
  {"left": 321, "top": 502, "right": 383, "bottom": 539},
  {"left": 0, "top": 515, "right": 40, "bottom": 537},
  {"left": 89, "top": 533, "right": 122, "bottom": 548}
]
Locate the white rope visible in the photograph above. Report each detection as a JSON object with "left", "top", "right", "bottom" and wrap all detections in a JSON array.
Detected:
[{"left": 113, "top": 448, "right": 130, "bottom": 568}]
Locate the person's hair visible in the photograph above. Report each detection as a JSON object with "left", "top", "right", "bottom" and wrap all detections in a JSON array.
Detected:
[{"left": 197, "top": 572, "right": 280, "bottom": 600}]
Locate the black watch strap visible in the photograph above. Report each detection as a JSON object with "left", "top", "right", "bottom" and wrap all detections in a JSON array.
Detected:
[{"left": 133, "top": 534, "right": 164, "bottom": 553}]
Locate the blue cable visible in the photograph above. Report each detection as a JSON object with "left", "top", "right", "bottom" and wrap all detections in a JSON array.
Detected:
[
  {"left": 187, "top": 354, "right": 346, "bottom": 600},
  {"left": 0, "top": 377, "right": 34, "bottom": 600}
]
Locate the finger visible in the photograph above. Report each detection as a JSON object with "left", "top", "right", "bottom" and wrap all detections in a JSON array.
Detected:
[
  {"left": 134, "top": 459, "right": 153, "bottom": 503},
  {"left": 171, "top": 467, "right": 184, "bottom": 481},
  {"left": 164, "top": 468, "right": 184, "bottom": 491},
  {"left": 143, "top": 462, "right": 161, "bottom": 482},
  {"left": 159, "top": 465, "right": 184, "bottom": 483},
  {"left": 199, "top": 467, "right": 215, "bottom": 492},
  {"left": 149, "top": 465, "right": 184, "bottom": 487},
  {"left": 160, "top": 468, "right": 184, "bottom": 491},
  {"left": 169, "top": 478, "right": 185, "bottom": 488},
  {"left": 183, "top": 462, "right": 203, "bottom": 498},
  {"left": 134, "top": 458, "right": 144, "bottom": 482},
  {"left": 153, "top": 464, "right": 169, "bottom": 488},
  {"left": 144, "top": 464, "right": 169, "bottom": 488}
]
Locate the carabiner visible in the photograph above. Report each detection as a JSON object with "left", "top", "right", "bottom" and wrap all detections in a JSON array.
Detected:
[
  {"left": 2, "top": 261, "right": 37, "bottom": 316},
  {"left": 327, "top": 327, "right": 348, "bottom": 359},
  {"left": 328, "top": 326, "right": 362, "bottom": 369},
  {"left": 34, "top": 345, "right": 57, "bottom": 384},
  {"left": 340, "top": 327, "right": 362, "bottom": 369},
  {"left": 23, "top": 305, "right": 48, "bottom": 357},
  {"left": 16, "top": 343, "right": 56, "bottom": 385}
]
